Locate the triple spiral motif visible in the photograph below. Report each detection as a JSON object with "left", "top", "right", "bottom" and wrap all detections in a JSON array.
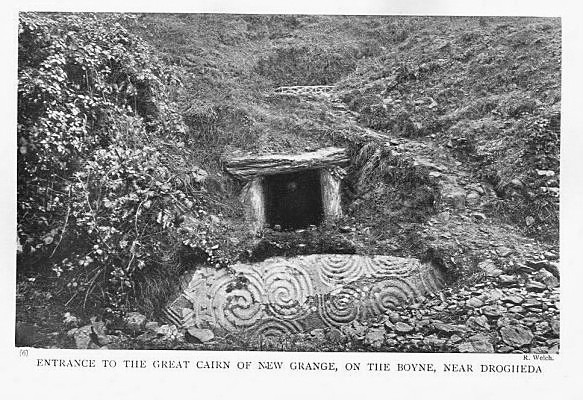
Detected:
[{"left": 167, "top": 255, "right": 445, "bottom": 338}]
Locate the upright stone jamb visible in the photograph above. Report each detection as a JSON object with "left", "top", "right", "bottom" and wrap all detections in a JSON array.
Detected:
[
  {"left": 240, "top": 177, "right": 266, "bottom": 232},
  {"left": 320, "top": 167, "right": 345, "bottom": 220}
]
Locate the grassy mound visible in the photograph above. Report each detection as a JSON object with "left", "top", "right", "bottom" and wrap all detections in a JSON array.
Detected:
[
  {"left": 17, "top": 13, "right": 561, "bottom": 321},
  {"left": 335, "top": 16, "right": 560, "bottom": 242}
]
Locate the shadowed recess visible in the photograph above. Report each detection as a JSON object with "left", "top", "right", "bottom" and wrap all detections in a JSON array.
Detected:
[{"left": 265, "top": 169, "right": 324, "bottom": 230}]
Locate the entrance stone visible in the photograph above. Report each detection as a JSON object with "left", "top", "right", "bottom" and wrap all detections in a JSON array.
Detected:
[{"left": 165, "top": 254, "right": 445, "bottom": 340}]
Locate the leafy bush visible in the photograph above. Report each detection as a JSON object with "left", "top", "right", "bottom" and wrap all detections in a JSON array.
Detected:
[{"left": 17, "top": 13, "right": 221, "bottom": 314}]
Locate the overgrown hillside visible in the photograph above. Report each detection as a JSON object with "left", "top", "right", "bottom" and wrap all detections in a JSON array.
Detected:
[
  {"left": 17, "top": 13, "right": 230, "bottom": 315},
  {"left": 17, "top": 13, "right": 560, "bottom": 333},
  {"left": 127, "top": 14, "right": 560, "bottom": 242},
  {"left": 335, "top": 16, "right": 560, "bottom": 241}
]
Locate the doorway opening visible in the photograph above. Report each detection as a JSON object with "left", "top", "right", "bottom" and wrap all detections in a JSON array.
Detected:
[{"left": 265, "top": 169, "right": 323, "bottom": 230}]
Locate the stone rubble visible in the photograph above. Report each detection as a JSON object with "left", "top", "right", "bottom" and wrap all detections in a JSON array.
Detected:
[
  {"left": 332, "top": 264, "right": 559, "bottom": 353},
  {"left": 66, "top": 258, "right": 559, "bottom": 353}
]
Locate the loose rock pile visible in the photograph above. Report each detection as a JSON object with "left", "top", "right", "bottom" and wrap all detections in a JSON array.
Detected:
[
  {"left": 64, "top": 256, "right": 558, "bottom": 353},
  {"left": 338, "top": 262, "right": 559, "bottom": 353}
]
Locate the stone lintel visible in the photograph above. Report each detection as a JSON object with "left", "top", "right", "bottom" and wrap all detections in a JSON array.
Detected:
[{"left": 224, "top": 147, "right": 349, "bottom": 180}]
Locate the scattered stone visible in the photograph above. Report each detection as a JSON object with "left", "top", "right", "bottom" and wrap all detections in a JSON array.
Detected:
[
  {"left": 364, "top": 328, "right": 386, "bottom": 348},
  {"left": 385, "top": 310, "right": 403, "bottom": 324},
  {"left": 186, "top": 327, "right": 215, "bottom": 343},
  {"left": 484, "top": 288, "right": 504, "bottom": 302},
  {"left": 416, "top": 319, "right": 431, "bottom": 329},
  {"left": 156, "top": 324, "right": 181, "bottom": 340},
  {"left": 533, "top": 269, "right": 560, "bottom": 289},
  {"left": 546, "top": 179, "right": 558, "bottom": 187},
  {"left": 502, "top": 295, "right": 524, "bottom": 304},
  {"left": 499, "top": 274, "right": 518, "bottom": 286},
  {"left": 471, "top": 212, "right": 487, "bottom": 221},
  {"left": 534, "top": 321, "right": 551, "bottom": 335},
  {"left": 478, "top": 260, "right": 503, "bottom": 277},
  {"left": 124, "top": 312, "right": 147, "bottom": 333},
  {"left": 508, "top": 306, "right": 525, "bottom": 313},
  {"left": 423, "top": 336, "right": 447, "bottom": 348},
  {"left": 531, "top": 346, "right": 550, "bottom": 354},
  {"left": 522, "top": 299, "right": 542, "bottom": 308},
  {"left": 449, "top": 334, "right": 462, "bottom": 343},
  {"left": 482, "top": 305, "right": 505, "bottom": 318},
  {"left": 536, "top": 169, "right": 555, "bottom": 177},
  {"left": 526, "top": 259, "right": 551, "bottom": 270},
  {"left": 526, "top": 281, "right": 547, "bottom": 292},
  {"left": 544, "top": 251, "right": 558, "bottom": 260},
  {"left": 497, "top": 316, "right": 520, "bottom": 328},
  {"left": 73, "top": 325, "right": 93, "bottom": 349},
  {"left": 310, "top": 328, "right": 326, "bottom": 341},
  {"left": 63, "top": 312, "right": 79, "bottom": 327},
  {"left": 433, "top": 322, "right": 467, "bottom": 334},
  {"left": 466, "top": 297, "right": 484, "bottom": 308},
  {"left": 145, "top": 321, "right": 160, "bottom": 332},
  {"left": 394, "top": 322, "right": 414, "bottom": 333},
  {"left": 384, "top": 320, "right": 395, "bottom": 331},
  {"left": 546, "top": 261, "right": 560, "bottom": 278},
  {"left": 91, "top": 320, "right": 110, "bottom": 346},
  {"left": 325, "top": 328, "right": 344, "bottom": 343},
  {"left": 342, "top": 321, "right": 366, "bottom": 339},
  {"left": 500, "top": 325, "right": 534, "bottom": 347},
  {"left": 467, "top": 315, "right": 490, "bottom": 331},
  {"left": 458, "top": 333, "right": 494, "bottom": 353},
  {"left": 551, "top": 319, "right": 560, "bottom": 336}
]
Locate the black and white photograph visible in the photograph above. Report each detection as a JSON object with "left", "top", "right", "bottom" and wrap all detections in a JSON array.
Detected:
[{"left": 14, "top": 11, "right": 563, "bottom": 354}]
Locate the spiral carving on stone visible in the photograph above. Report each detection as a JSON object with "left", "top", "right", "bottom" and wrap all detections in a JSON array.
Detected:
[
  {"left": 209, "top": 267, "right": 266, "bottom": 332},
  {"left": 264, "top": 263, "right": 314, "bottom": 320},
  {"left": 166, "top": 255, "right": 447, "bottom": 338},
  {"left": 250, "top": 318, "right": 304, "bottom": 338},
  {"left": 317, "top": 285, "right": 365, "bottom": 328},
  {"left": 318, "top": 255, "right": 364, "bottom": 287},
  {"left": 364, "top": 256, "right": 418, "bottom": 279},
  {"left": 366, "top": 278, "right": 421, "bottom": 316}
]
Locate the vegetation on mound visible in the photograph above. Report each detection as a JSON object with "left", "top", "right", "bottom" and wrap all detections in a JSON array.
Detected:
[
  {"left": 17, "top": 13, "right": 560, "bottom": 325},
  {"left": 17, "top": 13, "right": 241, "bottom": 316},
  {"left": 335, "top": 16, "right": 560, "bottom": 242},
  {"left": 123, "top": 14, "right": 424, "bottom": 169}
]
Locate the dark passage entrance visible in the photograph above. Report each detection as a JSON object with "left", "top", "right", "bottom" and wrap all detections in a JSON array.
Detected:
[{"left": 265, "top": 169, "right": 323, "bottom": 230}]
